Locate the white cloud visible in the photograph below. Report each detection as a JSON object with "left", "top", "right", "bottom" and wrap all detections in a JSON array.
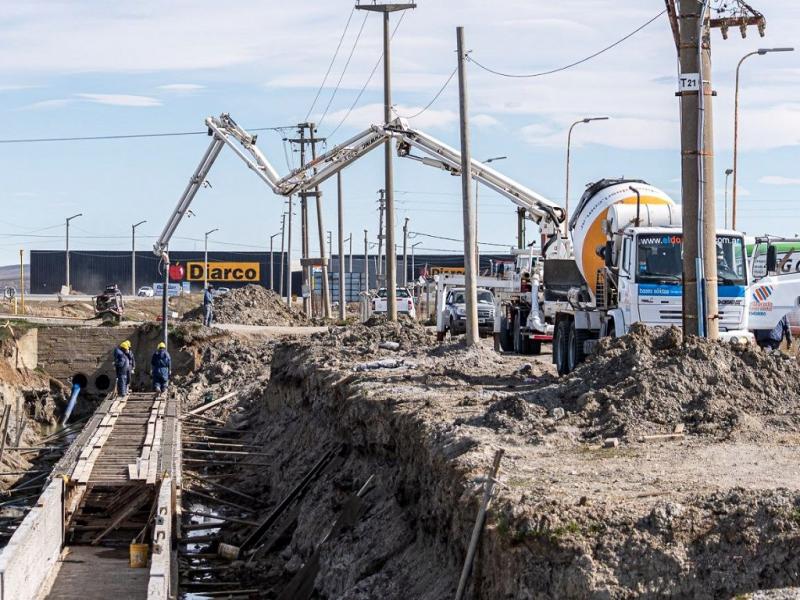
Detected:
[
  {"left": 325, "top": 103, "right": 457, "bottom": 131},
  {"left": 472, "top": 114, "right": 501, "bottom": 129},
  {"left": 23, "top": 98, "right": 73, "bottom": 110},
  {"left": 157, "top": 83, "right": 205, "bottom": 92},
  {"left": 521, "top": 117, "right": 677, "bottom": 151},
  {"left": 75, "top": 93, "right": 161, "bottom": 107},
  {"left": 759, "top": 175, "right": 800, "bottom": 186}
]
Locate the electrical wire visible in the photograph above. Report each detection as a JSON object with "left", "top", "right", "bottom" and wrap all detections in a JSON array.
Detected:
[
  {"left": 326, "top": 10, "right": 407, "bottom": 140},
  {"left": 392, "top": 67, "right": 458, "bottom": 120},
  {"left": 467, "top": 10, "right": 667, "bottom": 78},
  {"left": 0, "top": 126, "right": 292, "bottom": 145},
  {"left": 408, "top": 231, "right": 507, "bottom": 247},
  {"left": 305, "top": 6, "right": 357, "bottom": 121},
  {"left": 318, "top": 12, "right": 370, "bottom": 127}
]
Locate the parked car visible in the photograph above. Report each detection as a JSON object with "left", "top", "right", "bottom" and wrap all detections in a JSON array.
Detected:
[
  {"left": 372, "top": 287, "right": 416, "bottom": 319},
  {"left": 213, "top": 287, "right": 231, "bottom": 297},
  {"left": 445, "top": 287, "right": 495, "bottom": 336},
  {"left": 137, "top": 286, "right": 154, "bottom": 297}
]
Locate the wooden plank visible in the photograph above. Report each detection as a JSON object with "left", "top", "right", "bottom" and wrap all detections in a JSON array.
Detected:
[{"left": 185, "top": 390, "right": 239, "bottom": 416}]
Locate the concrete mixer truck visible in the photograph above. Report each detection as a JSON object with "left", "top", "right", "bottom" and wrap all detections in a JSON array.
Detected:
[{"left": 547, "top": 178, "right": 752, "bottom": 375}]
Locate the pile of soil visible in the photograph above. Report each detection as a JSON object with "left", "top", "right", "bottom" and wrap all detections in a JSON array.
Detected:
[
  {"left": 184, "top": 285, "right": 308, "bottom": 327},
  {"left": 514, "top": 324, "right": 800, "bottom": 440}
]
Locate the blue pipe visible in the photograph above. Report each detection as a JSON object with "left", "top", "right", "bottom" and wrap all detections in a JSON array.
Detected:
[{"left": 62, "top": 382, "right": 81, "bottom": 425}]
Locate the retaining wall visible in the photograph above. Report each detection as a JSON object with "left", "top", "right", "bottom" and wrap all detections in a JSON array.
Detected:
[{"left": 0, "top": 479, "right": 63, "bottom": 600}]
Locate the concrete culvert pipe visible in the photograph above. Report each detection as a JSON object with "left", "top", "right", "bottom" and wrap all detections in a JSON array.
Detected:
[{"left": 94, "top": 374, "right": 111, "bottom": 391}]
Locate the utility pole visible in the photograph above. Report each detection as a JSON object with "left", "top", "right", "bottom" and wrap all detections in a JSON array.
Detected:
[
  {"left": 337, "top": 172, "right": 346, "bottom": 321},
  {"left": 290, "top": 125, "right": 312, "bottom": 317},
  {"left": 204, "top": 228, "right": 219, "bottom": 290},
  {"left": 456, "top": 26, "right": 479, "bottom": 347},
  {"left": 356, "top": 1, "right": 416, "bottom": 320},
  {"left": 411, "top": 241, "right": 421, "bottom": 284},
  {"left": 308, "top": 123, "right": 332, "bottom": 318},
  {"left": 676, "top": 0, "right": 767, "bottom": 339},
  {"left": 402, "top": 217, "right": 409, "bottom": 287},
  {"left": 516, "top": 208, "right": 525, "bottom": 250},
  {"left": 279, "top": 212, "right": 286, "bottom": 297},
  {"left": 363, "top": 229, "right": 369, "bottom": 293},
  {"left": 348, "top": 235, "right": 353, "bottom": 273},
  {"left": 64, "top": 213, "right": 82, "bottom": 292},
  {"left": 131, "top": 220, "right": 146, "bottom": 295},
  {"left": 286, "top": 197, "right": 293, "bottom": 307},
  {"left": 19, "top": 249, "right": 24, "bottom": 314},
  {"left": 270, "top": 232, "right": 281, "bottom": 291},
  {"left": 377, "top": 189, "right": 386, "bottom": 286}
]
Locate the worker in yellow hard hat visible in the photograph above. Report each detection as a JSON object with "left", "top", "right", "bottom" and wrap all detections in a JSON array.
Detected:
[
  {"left": 151, "top": 341, "right": 172, "bottom": 394},
  {"left": 113, "top": 340, "right": 135, "bottom": 396}
]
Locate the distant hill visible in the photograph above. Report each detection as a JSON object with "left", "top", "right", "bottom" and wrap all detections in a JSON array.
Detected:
[{"left": 0, "top": 264, "right": 29, "bottom": 292}]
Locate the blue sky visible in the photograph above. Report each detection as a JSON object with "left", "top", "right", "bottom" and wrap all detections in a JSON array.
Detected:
[{"left": 1, "top": 0, "right": 799, "bottom": 266}]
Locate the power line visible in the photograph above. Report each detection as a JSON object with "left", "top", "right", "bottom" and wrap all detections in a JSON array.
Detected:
[
  {"left": 326, "top": 10, "right": 407, "bottom": 140},
  {"left": 318, "top": 11, "right": 370, "bottom": 127},
  {"left": 408, "top": 230, "right": 508, "bottom": 247},
  {"left": 393, "top": 67, "right": 458, "bottom": 120},
  {"left": 305, "top": 6, "right": 357, "bottom": 121},
  {"left": 467, "top": 10, "right": 667, "bottom": 78},
  {"left": 0, "top": 125, "right": 293, "bottom": 145}
]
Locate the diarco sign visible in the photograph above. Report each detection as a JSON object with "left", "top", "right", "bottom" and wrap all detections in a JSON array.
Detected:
[{"left": 187, "top": 262, "right": 260, "bottom": 282}]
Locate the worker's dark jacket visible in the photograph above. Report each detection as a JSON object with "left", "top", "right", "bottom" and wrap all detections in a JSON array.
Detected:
[
  {"left": 151, "top": 350, "right": 172, "bottom": 383},
  {"left": 755, "top": 315, "right": 791, "bottom": 343},
  {"left": 204, "top": 289, "right": 213, "bottom": 306},
  {"left": 113, "top": 348, "right": 135, "bottom": 375}
]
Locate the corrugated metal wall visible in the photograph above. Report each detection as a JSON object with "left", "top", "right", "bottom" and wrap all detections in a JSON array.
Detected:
[{"left": 31, "top": 251, "right": 516, "bottom": 295}]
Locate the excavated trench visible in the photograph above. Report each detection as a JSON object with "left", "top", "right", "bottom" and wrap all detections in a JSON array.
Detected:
[{"left": 178, "top": 324, "right": 800, "bottom": 600}]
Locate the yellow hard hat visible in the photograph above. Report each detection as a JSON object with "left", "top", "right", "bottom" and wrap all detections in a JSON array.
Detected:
[
  {"left": 120, "top": 340, "right": 131, "bottom": 350},
  {"left": 157, "top": 342, "right": 166, "bottom": 350}
]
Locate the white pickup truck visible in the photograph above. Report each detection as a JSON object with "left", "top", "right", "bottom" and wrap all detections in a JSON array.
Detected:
[{"left": 372, "top": 288, "right": 417, "bottom": 319}]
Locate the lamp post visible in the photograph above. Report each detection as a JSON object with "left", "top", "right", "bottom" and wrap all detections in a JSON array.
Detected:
[
  {"left": 204, "top": 228, "right": 219, "bottom": 290},
  {"left": 475, "top": 156, "right": 506, "bottom": 265},
  {"left": 565, "top": 117, "right": 609, "bottom": 232},
  {"left": 64, "top": 213, "right": 82, "bottom": 291},
  {"left": 723, "top": 168, "right": 733, "bottom": 228},
  {"left": 131, "top": 220, "right": 146, "bottom": 296},
  {"left": 733, "top": 47, "right": 794, "bottom": 229},
  {"left": 270, "top": 231, "right": 281, "bottom": 291}
]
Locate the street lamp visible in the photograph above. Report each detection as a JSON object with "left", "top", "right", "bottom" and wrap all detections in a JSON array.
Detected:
[
  {"left": 723, "top": 169, "right": 733, "bottom": 228},
  {"left": 64, "top": 213, "right": 82, "bottom": 291},
  {"left": 204, "top": 228, "right": 219, "bottom": 290},
  {"left": 269, "top": 231, "right": 281, "bottom": 292},
  {"left": 131, "top": 220, "right": 146, "bottom": 295},
  {"left": 475, "top": 156, "right": 507, "bottom": 268},
  {"left": 565, "top": 117, "right": 610, "bottom": 231},
  {"left": 411, "top": 241, "right": 422, "bottom": 282},
  {"left": 732, "top": 47, "right": 794, "bottom": 229}
]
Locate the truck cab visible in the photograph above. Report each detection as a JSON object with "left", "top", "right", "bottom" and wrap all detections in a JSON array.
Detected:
[{"left": 615, "top": 228, "right": 749, "bottom": 333}]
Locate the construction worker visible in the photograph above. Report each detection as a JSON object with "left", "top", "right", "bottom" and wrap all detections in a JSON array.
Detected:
[
  {"left": 755, "top": 315, "right": 793, "bottom": 351},
  {"left": 113, "top": 340, "right": 135, "bottom": 396},
  {"left": 151, "top": 342, "right": 171, "bottom": 393},
  {"left": 203, "top": 284, "right": 214, "bottom": 327}
]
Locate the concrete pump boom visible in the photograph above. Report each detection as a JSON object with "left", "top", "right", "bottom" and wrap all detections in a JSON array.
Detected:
[{"left": 154, "top": 113, "right": 568, "bottom": 258}]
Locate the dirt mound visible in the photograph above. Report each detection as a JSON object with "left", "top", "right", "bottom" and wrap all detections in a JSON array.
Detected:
[
  {"left": 184, "top": 285, "right": 308, "bottom": 327},
  {"left": 316, "top": 314, "right": 435, "bottom": 359},
  {"left": 516, "top": 324, "right": 800, "bottom": 440}
]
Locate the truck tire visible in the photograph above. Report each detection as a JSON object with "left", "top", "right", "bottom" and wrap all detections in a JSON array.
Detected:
[
  {"left": 514, "top": 311, "right": 536, "bottom": 354},
  {"left": 567, "top": 322, "right": 592, "bottom": 372},
  {"left": 499, "top": 316, "right": 513, "bottom": 351},
  {"left": 530, "top": 340, "right": 542, "bottom": 355},
  {"left": 554, "top": 319, "right": 570, "bottom": 376}
]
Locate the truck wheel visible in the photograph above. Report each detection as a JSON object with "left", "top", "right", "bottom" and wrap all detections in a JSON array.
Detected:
[
  {"left": 499, "top": 316, "right": 513, "bottom": 351},
  {"left": 567, "top": 322, "right": 591, "bottom": 372},
  {"left": 554, "top": 320, "right": 570, "bottom": 376},
  {"left": 530, "top": 341, "right": 542, "bottom": 355}
]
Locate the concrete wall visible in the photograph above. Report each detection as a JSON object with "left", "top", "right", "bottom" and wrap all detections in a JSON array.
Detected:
[
  {"left": 37, "top": 326, "right": 138, "bottom": 396},
  {"left": 0, "top": 479, "right": 63, "bottom": 600},
  {"left": 147, "top": 477, "right": 174, "bottom": 600}
]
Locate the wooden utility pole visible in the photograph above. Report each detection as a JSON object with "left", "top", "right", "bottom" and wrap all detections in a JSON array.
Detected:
[
  {"left": 677, "top": 0, "right": 718, "bottom": 339},
  {"left": 292, "top": 125, "right": 312, "bottom": 317},
  {"left": 356, "top": 1, "right": 416, "bottom": 320},
  {"left": 337, "top": 172, "right": 346, "bottom": 321},
  {"left": 402, "top": 217, "right": 409, "bottom": 287},
  {"left": 456, "top": 26, "right": 479, "bottom": 347},
  {"left": 286, "top": 197, "right": 293, "bottom": 307},
  {"left": 308, "top": 124, "right": 332, "bottom": 318}
]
